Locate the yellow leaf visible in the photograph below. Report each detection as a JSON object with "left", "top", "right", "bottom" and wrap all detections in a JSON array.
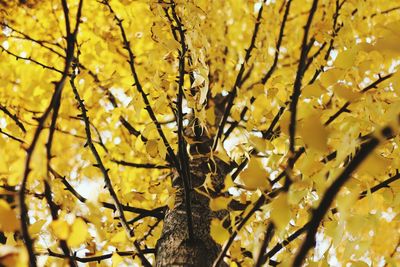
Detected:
[
  {"left": 0, "top": 200, "right": 19, "bottom": 232},
  {"left": 223, "top": 174, "right": 234, "bottom": 191},
  {"left": 279, "top": 111, "right": 291, "bottom": 136},
  {"left": 166, "top": 194, "right": 175, "bottom": 209},
  {"left": 302, "top": 82, "right": 325, "bottom": 98},
  {"left": 319, "top": 68, "right": 345, "bottom": 88},
  {"left": 67, "top": 218, "right": 88, "bottom": 247},
  {"left": 270, "top": 193, "right": 291, "bottom": 231},
  {"left": 206, "top": 107, "right": 216, "bottom": 125},
  {"left": 358, "top": 152, "right": 391, "bottom": 177},
  {"left": 111, "top": 252, "right": 124, "bottom": 267},
  {"left": 28, "top": 220, "right": 46, "bottom": 237},
  {"left": 375, "top": 30, "right": 400, "bottom": 54},
  {"left": 214, "top": 140, "right": 231, "bottom": 164},
  {"left": 210, "top": 218, "right": 229, "bottom": 245},
  {"left": 146, "top": 140, "right": 159, "bottom": 158},
  {"left": 252, "top": 84, "right": 265, "bottom": 97},
  {"left": 157, "top": 140, "right": 167, "bottom": 160},
  {"left": 209, "top": 196, "right": 230, "bottom": 211},
  {"left": 335, "top": 48, "right": 358, "bottom": 69},
  {"left": 333, "top": 84, "right": 361, "bottom": 101},
  {"left": 299, "top": 114, "right": 328, "bottom": 152},
  {"left": 51, "top": 219, "right": 69, "bottom": 240},
  {"left": 110, "top": 230, "right": 127, "bottom": 244},
  {"left": 249, "top": 135, "right": 269, "bottom": 153},
  {"left": 240, "top": 157, "right": 270, "bottom": 191}
]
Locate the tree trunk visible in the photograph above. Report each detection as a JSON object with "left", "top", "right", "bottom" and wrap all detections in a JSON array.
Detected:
[{"left": 156, "top": 135, "right": 231, "bottom": 266}]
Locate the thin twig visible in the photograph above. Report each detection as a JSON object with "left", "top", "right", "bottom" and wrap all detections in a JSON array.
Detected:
[{"left": 0, "top": 104, "right": 26, "bottom": 132}]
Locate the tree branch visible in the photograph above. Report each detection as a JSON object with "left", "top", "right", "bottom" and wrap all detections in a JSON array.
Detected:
[
  {"left": 213, "top": 0, "right": 266, "bottom": 150},
  {"left": 101, "top": 0, "right": 179, "bottom": 169},
  {"left": 288, "top": 0, "right": 319, "bottom": 187},
  {"left": 223, "top": 0, "right": 292, "bottom": 141},
  {"left": 111, "top": 159, "right": 171, "bottom": 169},
  {"left": 169, "top": 0, "right": 194, "bottom": 240},
  {"left": 0, "top": 104, "right": 26, "bottom": 133},
  {"left": 70, "top": 71, "right": 151, "bottom": 267},
  {"left": 262, "top": 170, "right": 400, "bottom": 264},
  {"left": 46, "top": 248, "right": 155, "bottom": 263},
  {"left": 0, "top": 45, "right": 64, "bottom": 74},
  {"left": 43, "top": 181, "right": 77, "bottom": 267},
  {"left": 18, "top": 0, "right": 83, "bottom": 265},
  {"left": 292, "top": 125, "right": 395, "bottom": 265}
]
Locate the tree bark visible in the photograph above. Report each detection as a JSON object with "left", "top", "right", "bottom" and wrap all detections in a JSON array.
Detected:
[{"left": 156, "top": 141, "right": 231, "bottom": 266}]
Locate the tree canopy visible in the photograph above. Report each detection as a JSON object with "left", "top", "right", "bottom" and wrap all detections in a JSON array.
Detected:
[{"left": 1, "top": 0, "right": 400, "bottom": 266}]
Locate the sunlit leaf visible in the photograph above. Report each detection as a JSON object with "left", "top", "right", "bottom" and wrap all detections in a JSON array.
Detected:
[
  {"left": 240, "top": 157, "right": 270, "bottom": 191},
  {"left": 210, "top": 218, "right": 229, "bottom": 245}
]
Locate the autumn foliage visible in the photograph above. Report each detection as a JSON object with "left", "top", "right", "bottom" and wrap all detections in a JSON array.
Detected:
[{"left": 1, "top": 0, "right": 400, "bottom": 266}]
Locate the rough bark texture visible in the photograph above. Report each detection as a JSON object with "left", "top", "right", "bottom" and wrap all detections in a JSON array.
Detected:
[
  {"left": 155, "top": 155, "right": 231, "bottom": 266},
  {"left": 156, "top": 113, "right": 232, "bottom": 266}
]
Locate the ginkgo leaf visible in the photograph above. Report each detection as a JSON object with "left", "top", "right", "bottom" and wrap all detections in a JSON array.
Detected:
[
  {"left": 299, "top": 114, "right": 328, "bottom": 152},
  {"left": 249, "top": 135, "right": 271, "bottom": 153},
  {"left": 319, "top": 68, "right": 345, "bottom": 88},
  {"left": 240, "top": 157, "right": 270, "bottom": 191},
  {"left": 206, "top": 107, "right": 215, "bottom": 125},
  {"left": 358, "top": 152, "right": 391, "bottom": 177},
  {"left": 157, "top": 140, "right": 167, "bottom": 160},
  {"left": 166, "top": 194, "right": 175, "bottom": 210},
  {"left": 209, "top": 196, "right": 230, "bottom": 211},
  {"left": 335, "top": 48, "right": 358, "bottom": 69},
  {"left": 28, "top": 220, "right": 46, "bottom": 237},
  {"left": 146, "top": 140, "right": 159, "bottom": 158},
  {"left": 67, "top": 218, "right": 88, "bottom": 247},
  {"left": 302, "top": 82, "right": 325, "bottom": 98},
  {"left": 51, "top": 219, "right": 69, "bottom": 240},
  {"left": 223, "top": 174, "right": 234, "bottom": 191},
  {"left": 210, "top": 218, "right": 229, "bottom": 245},
  {"left": 279, "top": 111, "right": 291, "bottom": 136},
  {"left": 214, "top": 140, "right": 231, "bottom": 164},
  {"left": 333, "top": 84, "right": 361, "bottom": 101},
  {"left": 0, "top": 200, "right": 19, "bottom": 232},
  {"left": 270, "top": 193, "right": 291, "bottom": 231},
  {"left": 110, "top": 230, "right": 128, "bottom": 244},
  {"left": 112, "top": 252, "right": 124, "bottom": 267}
]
